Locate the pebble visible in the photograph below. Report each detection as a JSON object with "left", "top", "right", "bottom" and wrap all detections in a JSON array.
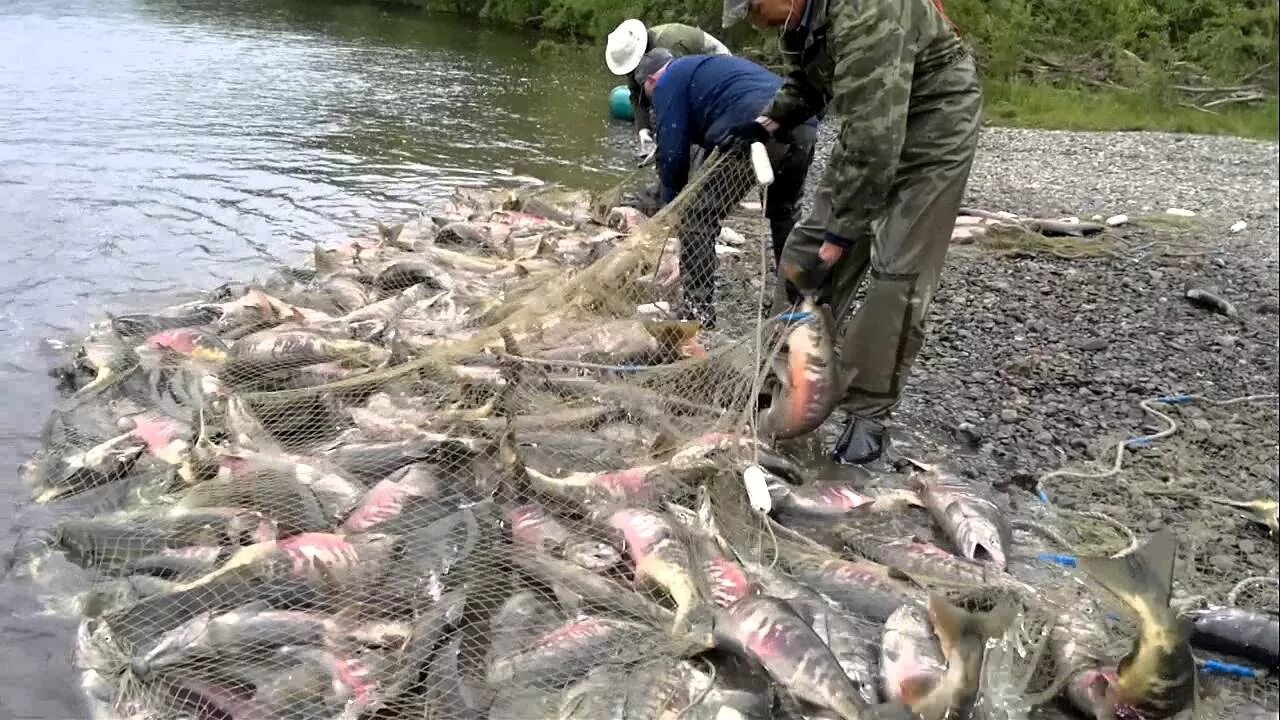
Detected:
[
  {"left": 1000, "top": 408, "right": 1019, "bottom": 423},
  {"left": 790, "top": 124, "right": 1279, "bottom": 600},
  {"left": 1191, "top": 418, "right": 1212, "bottom": 433},
  {"left": 1214, "top": 335, "right": 1238, "bottom": 348},
  {"left": 1034, "top": 431, "right": 1054, "bottom": 445},
  {"left": 1209, "top": 554, "right": 1235, "bottom": 573},
  {"left": 1076, "top": 338, "right": 1109, "bottom": 351},
  {"left": 1238, "top": 539, "right": 1257, "bottom": 554}
]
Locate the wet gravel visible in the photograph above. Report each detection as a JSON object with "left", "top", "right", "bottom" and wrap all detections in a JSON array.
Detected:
[
  {"left": 735, "top": 122, "right": 1280, "bottom": 604},
  {"left": 719, "top": 122, "right": 1280, "bottom": 712}
]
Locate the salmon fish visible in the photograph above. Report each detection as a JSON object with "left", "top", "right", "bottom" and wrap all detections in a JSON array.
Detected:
[
  {"left": 759, "top": 296, "right": 839, "bottom": 441},
  {"left": 880, "top": 602, "right": 947, "bottom": 709},
  {"left": 609, "top": 508, "right": 712, "bottom": 638},
  {"left": 913, "top": 463, "right": 1012, "bottom": 570},
  {"left": 1185, "top": 606, "right": 1279, "bottom": 670},
  {"left": 1076, "top": 529, "right": 1197, "bottom": 719},
  {"left": 717, "top": 595, "right": 912, "bottom": 720}
]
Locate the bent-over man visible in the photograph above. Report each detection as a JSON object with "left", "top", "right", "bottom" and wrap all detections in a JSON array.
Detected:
[{"left": 633, "top": 48, "right": 819, "bottom": 330}]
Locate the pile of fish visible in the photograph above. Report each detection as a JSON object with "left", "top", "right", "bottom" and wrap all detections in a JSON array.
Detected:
[{"left": 17, "top": 184, "right": 1277, "bottom": 720}]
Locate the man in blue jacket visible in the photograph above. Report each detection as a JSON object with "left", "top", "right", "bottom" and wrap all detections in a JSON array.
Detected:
[{"left": 633, "top": 48, "right": 818, "bottom": 330}]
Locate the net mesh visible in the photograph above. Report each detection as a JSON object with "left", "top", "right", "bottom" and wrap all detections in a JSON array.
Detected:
[{"left": 15, "top": 147, "right": 1277, "bottom": 720}]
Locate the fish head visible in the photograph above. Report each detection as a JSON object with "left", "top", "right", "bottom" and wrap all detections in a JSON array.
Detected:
[
  {"left": 141, "top": 328, "right": 228, "bottom": 364},
  {"left": 1066, "top": 668, "right": 1120, "bottom": 720},
  {"left": 78, "top": 338, "right": 125, "bottom": 372},
  {"left": 953, "top": 516, "right": 1008, "bottom": 569},
  {"left": 927, "top": 593, "right": 1017, "bottom": 684},
  {"left": 134, "top": 611, "right": 217, "bottom": 678},
  {"left": 565, "top": 538, "right": 623, "bottom": 571}
]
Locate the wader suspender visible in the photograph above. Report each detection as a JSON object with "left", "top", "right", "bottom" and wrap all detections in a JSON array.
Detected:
[{"left": 929, "top": 0, "right": 959, "bottom": 35}]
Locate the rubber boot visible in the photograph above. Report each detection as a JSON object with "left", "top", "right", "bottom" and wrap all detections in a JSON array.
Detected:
[{"left": 831, "top": 415, "right": 891, "bottom": 466}]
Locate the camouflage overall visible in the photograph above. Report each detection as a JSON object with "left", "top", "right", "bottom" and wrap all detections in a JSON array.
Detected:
[{"left": 765, "top": 0, "right": 983, "bottom": 421}]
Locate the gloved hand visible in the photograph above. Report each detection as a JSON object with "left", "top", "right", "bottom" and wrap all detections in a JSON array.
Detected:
[
  {"left": 635, "top": 129, "right": 656, "bottom": 159},
  {"left": 716, "top": 119, "right": 771, "bottom": 154}
]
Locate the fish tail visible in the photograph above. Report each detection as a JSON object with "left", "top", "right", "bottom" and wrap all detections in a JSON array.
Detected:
[
  {"left": 1077, "top": 528, "right": 1177, "bottom": 618},
  {"left": 927, "top": 594, "right": 1018, "bottom": 656},
  {"left": 863, "top": 700, "right": 917, "bottom": 720},
  {"left": 1205, "top": 496, "right": 1250, "bottom": 510}
]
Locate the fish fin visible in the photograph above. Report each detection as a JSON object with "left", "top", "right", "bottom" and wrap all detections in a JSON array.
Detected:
[
  {"left": 769, "top": 353, "right": 791, "bottom": 390},
  {"left": 375, "top": 221, "right": 404, "bottom": 247},
  {"left": 642, "top": 320, "right": 701, "bottom": 348},
  {"left": 901, "top": 455, "right": 937, "bottom": 475},
  {"left": 872, "top": 489, "right": 925, "bottom": 511},
  {"left": 886, "top": 566, "right": 916, "bottom": 583},
  {"left": 898, "top": 674, "right": 940, "bottom": 705},
  {"left": 1077, "top": 528, "right": 1177, "bottom": 615},
  {"left": 1205, "top": 496, "right": 1250, "bottom": 510},
  {"left": 927, "top": 594, "right": 1017, "bottom": 657}
]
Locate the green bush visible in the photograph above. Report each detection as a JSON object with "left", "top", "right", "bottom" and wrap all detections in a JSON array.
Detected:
[
  {"left": 384, "top": 0, "right": 1277, "bottom": 138},
  {"left": 398, "top": 0, "right": 1276, "bottom": 85}
]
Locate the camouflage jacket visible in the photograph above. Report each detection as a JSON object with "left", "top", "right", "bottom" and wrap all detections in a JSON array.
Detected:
[{"left": 763, "top": 0, "right": 973, "bottom": 245}]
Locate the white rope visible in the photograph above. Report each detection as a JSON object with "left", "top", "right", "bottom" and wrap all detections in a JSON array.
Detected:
[{"left": 1035, "top": 392, "right": 1279, "bottom": 501}]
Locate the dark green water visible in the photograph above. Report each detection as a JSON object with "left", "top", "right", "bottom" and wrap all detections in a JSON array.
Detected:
[{"left": 0, "top": 0, "right": 632, "bottom": 715}]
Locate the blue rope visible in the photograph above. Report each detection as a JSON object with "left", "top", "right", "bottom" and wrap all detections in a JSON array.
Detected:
[
  {"left": 1037, "top": 553, "right": 1078, "bottom": 568},
  {"left": 774, "top": 310, "right": 812, "bottom": 323},
  {"left": 1199, "top": 659, "right": 1264, "bottom": 679}
]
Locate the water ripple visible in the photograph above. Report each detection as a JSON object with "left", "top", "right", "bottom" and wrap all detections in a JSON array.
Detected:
[{"left": 0, "top": 0, "right": 635, "bottom": 714}]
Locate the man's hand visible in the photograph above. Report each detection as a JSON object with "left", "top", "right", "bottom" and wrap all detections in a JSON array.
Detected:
[
  {"left": 717, "top": 118, "right": 772, "bottom": 154},
  {"left": 635, "top": 129, "right": 657, "bottom": 166},
  {"left": 781, "top": 240, "right": 844, "bottom": 298},
  {"left": 818, "top": 241, "right": 844, "bottom": 266}
]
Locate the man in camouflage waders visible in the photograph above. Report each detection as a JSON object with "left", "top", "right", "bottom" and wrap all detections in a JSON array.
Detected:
[{"left": 719, "top": 0, "right": 983, "bottom": 466}]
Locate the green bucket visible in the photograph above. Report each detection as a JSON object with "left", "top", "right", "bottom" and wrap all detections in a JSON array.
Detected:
[{"left": 609, "top": 85, "right": 633, "bottom": 122}]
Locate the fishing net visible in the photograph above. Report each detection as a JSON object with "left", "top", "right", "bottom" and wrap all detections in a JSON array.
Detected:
[
  {"left": 17, "top": 142, "right": 1277, "bottom": 720},
  {"left": 1029, "top": 392, "right": 1280, "bottom": 718}
]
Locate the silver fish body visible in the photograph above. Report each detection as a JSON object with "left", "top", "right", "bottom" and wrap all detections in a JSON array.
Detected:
[
  {"left": 916, "top": 468, "right": 1011, "bottom": 570},
  {"left": 880, "top": 602, "right": 946, "bottom": 708},
  {"left": 132, "top": 601, "right": 337, "bottom": 677},
  {"left": 716, "top": 595, "right": 869, "bottom": 720}
]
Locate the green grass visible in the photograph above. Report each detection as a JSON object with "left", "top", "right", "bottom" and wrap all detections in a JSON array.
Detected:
[{"left": 980, "top": 80, "right": 1279, "bottom": 140}]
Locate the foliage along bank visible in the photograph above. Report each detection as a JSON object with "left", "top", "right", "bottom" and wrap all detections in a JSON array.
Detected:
[{"left": 383, "top": 0, "right": 1279, "bottom": 138}]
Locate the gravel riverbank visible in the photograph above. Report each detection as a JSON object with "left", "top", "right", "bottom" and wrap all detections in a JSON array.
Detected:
[
  {"left": 779, "top": 123, "right": 1280, "bottom": 606},
  {"left": 742, "top": 123, "right": 1279, "bottom": 711}
]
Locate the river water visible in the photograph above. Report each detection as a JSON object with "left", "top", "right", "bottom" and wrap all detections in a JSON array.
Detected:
[{"left": 0, "top": 0, "right": 632, "bottom": 715}]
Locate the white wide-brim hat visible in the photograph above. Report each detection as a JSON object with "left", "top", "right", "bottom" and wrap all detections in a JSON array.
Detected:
[{"left": 605, "top": 19, "right": 648, "bottom": 76}]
